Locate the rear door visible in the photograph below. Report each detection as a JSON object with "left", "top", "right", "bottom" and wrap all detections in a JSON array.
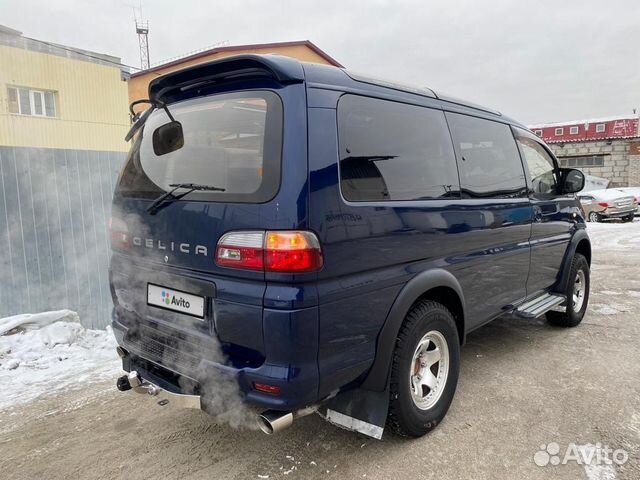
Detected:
[
  {"left": 514, "top": 127, "right": 575, "bottom": 294},
  {"left": 577, "top": 194, "right": 596, "bottom": 218},
  {"left": 110, "top": 79, "right": 307, "bottom": 367}
]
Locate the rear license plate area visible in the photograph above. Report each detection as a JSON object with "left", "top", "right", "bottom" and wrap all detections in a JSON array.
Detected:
[{"left": 147, "top": 283, "right": 206, "bottom": 319}]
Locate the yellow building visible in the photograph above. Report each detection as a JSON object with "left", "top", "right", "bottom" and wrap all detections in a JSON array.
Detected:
[
  {"left": 0, "top": 24, "right": 130, "bottom": 327},
  {"left": 0, "top": 24, "right": 130, "bottom": 153},
  {"left": 128, "top": 40, "right": 342, "bottom": 112}
]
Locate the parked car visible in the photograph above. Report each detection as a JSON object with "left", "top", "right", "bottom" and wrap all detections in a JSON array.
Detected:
[
  {"left": 614, "top": 187, "right": 640, "bottom": 213},
  {"left": 109, "top": 55, "right": 591, "bottom": 439},
  {"left": 577, "top": 189, "right": 637, "bottom": 222}
]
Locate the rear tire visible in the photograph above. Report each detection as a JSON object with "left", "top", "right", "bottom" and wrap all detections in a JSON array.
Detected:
[
  {"left": 387, "top": 300, "right": 460, "bottom": 437},
  {"left": 546, "top": 253, "right": 590, "bottom": 327},
  {"left": 588, "top": 211, "right": 600, "bottom": 223}
]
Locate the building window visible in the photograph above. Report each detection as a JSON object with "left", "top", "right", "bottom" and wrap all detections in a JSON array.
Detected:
[
  {"left": 555, "top": 127, "right": 564, "bottom": 136},
  {"left": 570, "top": 126, "right": 579, "bottom": 135},
  {"left": 595, "top": 123, "right": 606, "bottom": 133},
  {"left": 534, "top": 129, "right": 543, "bottom": 137},
  {"left": 559, "top": 155, "right": 605, "bottom": 168},
  {"left": 7, "top": 86, "right": 57, "bottom": 117}
]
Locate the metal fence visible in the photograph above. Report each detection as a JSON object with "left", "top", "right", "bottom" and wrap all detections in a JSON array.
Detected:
[{"left": 0, "top": 146, "right": 125, "bottom": 328}]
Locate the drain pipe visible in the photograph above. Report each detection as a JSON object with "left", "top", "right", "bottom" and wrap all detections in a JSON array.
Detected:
[{"left": 258, "top": 405, "right": 319, "bottom": 434}]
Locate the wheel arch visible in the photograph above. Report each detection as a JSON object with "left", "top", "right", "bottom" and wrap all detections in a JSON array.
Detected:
[
  {"left": 361, "top": 268, "right": 465, "bottom": 392},
  {"left": 556, "top": 228, "right": 591, "bottom": 293},
  {"left": 575, "top": 237, "right": 591, "bottom": 266}
]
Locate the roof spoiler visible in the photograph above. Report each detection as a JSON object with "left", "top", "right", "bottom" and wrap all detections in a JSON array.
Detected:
[{"left": 148, "top": 54, "right": 305, "bottom": 104}]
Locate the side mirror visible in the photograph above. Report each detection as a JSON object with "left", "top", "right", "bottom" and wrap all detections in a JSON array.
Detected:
[
  {"left": 152, "top": 121, "right": 184, "bottom": 156},
  {"left": 560, "top": 168, "right": 585, "bottom": 194}
]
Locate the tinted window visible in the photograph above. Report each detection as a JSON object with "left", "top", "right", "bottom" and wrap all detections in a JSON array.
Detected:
[
  {"left": 338, "top": 95, "right": 459, "bottom": 201},
  {"left": 447, "top": 113, "right": 526, "bottom": 198},
  {"left": 515, "top": 133, "right": 558, "bottom": 195},
  {"left": 117, "top": 91, "right": 283, "bottom": 203}
]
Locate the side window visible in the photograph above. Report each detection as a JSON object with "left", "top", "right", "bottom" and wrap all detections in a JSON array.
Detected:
[
  {"left": 337, "top": 95, "right": 459, "bottom": 201},
  {"left": 515, "top": 134, "right": 558, "bottom": 195},
  {"left": 446, "top": 113, "right": 527, "bottom": 198}
]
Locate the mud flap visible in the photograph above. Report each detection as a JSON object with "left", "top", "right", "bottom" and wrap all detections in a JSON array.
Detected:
[{"left": 318, "top": 387, "right": 389, "bottom": 440}]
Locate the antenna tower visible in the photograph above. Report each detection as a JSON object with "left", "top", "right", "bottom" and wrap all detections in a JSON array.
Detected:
[{"left": 135, "top": 21, "right": 150, "bottom": 70}]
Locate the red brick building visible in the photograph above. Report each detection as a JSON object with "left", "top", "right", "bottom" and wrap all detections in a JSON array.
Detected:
[{"left": 528, "top": 116, "right": 640, "bottom": 187}]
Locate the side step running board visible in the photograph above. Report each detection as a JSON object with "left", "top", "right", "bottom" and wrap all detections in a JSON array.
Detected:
[{"left": 514, "top": 293, "right": 565, "bottom": 319}]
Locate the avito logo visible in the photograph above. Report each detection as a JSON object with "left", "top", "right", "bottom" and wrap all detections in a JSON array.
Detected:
[{"left": 161, "top": 290, "right": 191, "bottom": 309}]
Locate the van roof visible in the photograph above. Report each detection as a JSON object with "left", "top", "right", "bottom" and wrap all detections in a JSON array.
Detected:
[{"left": 148, "top": 54, "right": 526, "bottom": 129}]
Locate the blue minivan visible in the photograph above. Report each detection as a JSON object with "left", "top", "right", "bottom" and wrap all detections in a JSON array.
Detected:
[{"left": 110, "top": 54, "right": 591, "bottom": 439}]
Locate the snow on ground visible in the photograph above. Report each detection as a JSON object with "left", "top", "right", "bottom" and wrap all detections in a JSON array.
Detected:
[
  {"left": 586, "top": 218, "right": 640, "bottom": 251},
  {"left": 0, "top": 311, "right": 120, "bottom": 410}
]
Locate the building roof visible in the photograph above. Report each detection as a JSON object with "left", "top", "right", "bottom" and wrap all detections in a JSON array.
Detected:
[
  {"left": 529, "top": 115, "right": 640, "bottom": 144},
  {"left": 529, "top": 115, "right": 639, "bottom": 129},
  {"left": 130, "top": 40, "right": 343, "bottom": 78},
  {"left": 0, "top": 23, "right": 125, "bottom": 71}
]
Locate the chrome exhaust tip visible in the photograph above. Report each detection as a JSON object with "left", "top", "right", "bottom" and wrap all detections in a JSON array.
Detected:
[{"left": 258, "top": 410, "right": 294, "bottom": 435}]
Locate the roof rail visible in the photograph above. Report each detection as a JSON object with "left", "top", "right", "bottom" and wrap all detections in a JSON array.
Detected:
[
  {"left": 344, "top": 70, "right": 436, "bottom": 99},
  {"left": 437, "top": 93, "right": 502, "bottom": 117}
]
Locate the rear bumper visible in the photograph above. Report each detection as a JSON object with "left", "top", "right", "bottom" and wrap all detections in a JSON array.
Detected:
[
  {"left": 601, "top": 208, "right": 635, "bottom": 218},
  {"left": 112, "top": 306, "right": 321, "bottom": 412}
]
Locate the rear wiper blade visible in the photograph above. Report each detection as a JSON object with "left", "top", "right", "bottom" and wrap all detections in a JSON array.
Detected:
[{"left": 146, "top": 183, "right": 226, "bottom": 215}]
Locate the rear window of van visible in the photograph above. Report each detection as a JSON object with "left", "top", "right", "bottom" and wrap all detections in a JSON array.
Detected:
[{"left": 117, "top": 91, "right": 283, "bottom": 203}]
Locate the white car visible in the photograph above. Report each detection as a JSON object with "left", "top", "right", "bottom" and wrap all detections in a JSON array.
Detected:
[{"left": 577, "top": 189, "right": 637, "bottom": 222}]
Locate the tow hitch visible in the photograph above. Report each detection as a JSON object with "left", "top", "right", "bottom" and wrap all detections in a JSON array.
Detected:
[{"left": 116, "top": 370, "right": 202, "bottom": 410}]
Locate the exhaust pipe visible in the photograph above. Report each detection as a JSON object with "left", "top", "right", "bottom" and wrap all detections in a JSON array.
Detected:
[
  {"left": 258, "top": 405, "right": 319, "bottom": 435},
  {"left": 258, "top": 411, "right": 294, "bottom": 434}
]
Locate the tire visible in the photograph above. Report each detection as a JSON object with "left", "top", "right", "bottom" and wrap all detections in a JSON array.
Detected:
[
  {"left": 588, "top": 211, "right": 600, "bottom": 223},
  {"left": 622, "top": 214, "right": 634, "bottom": 223},
  {"left": 387, "top": 300, "right": 460, "bottom": 437},
  {"left": 546, "top": 253, "right": 590, "bottom": 327}
]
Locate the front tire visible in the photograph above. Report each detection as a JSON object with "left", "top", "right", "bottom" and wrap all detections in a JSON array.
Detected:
[
  {"left": 387, "top": 300, "right": 460, "bottom": 437},
  {"left": 546, "top": 253, "right": 590, "bottom": 327},
  {"left": 622, "top": 214, "right": 634, "bottom": 223}
]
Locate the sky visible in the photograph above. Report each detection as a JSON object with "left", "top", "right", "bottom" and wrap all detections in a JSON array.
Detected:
[{"left": 1, "top": 0, "right": 639, "bottom": 124}]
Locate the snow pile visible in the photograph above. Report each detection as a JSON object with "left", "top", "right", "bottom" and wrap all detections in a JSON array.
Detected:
[
  {"left": 0, "top": 311, "right": 121, "bottom": 410},
  {"left": 0, "top": 309, "right": 79, "bottom": 336}
]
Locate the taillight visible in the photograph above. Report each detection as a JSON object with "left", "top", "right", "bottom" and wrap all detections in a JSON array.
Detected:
[
  {"left": 215, "top": 230, "right": 323, "bottom": 273},
  {"left": 109, "top": 216, "right": 129, "bottom": 249},
  {"left": 216, "top": 232, "right": 265, "bottom": 270},
  {"left": 597, "top": 202, "right": 611, "bottom": 208}
]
